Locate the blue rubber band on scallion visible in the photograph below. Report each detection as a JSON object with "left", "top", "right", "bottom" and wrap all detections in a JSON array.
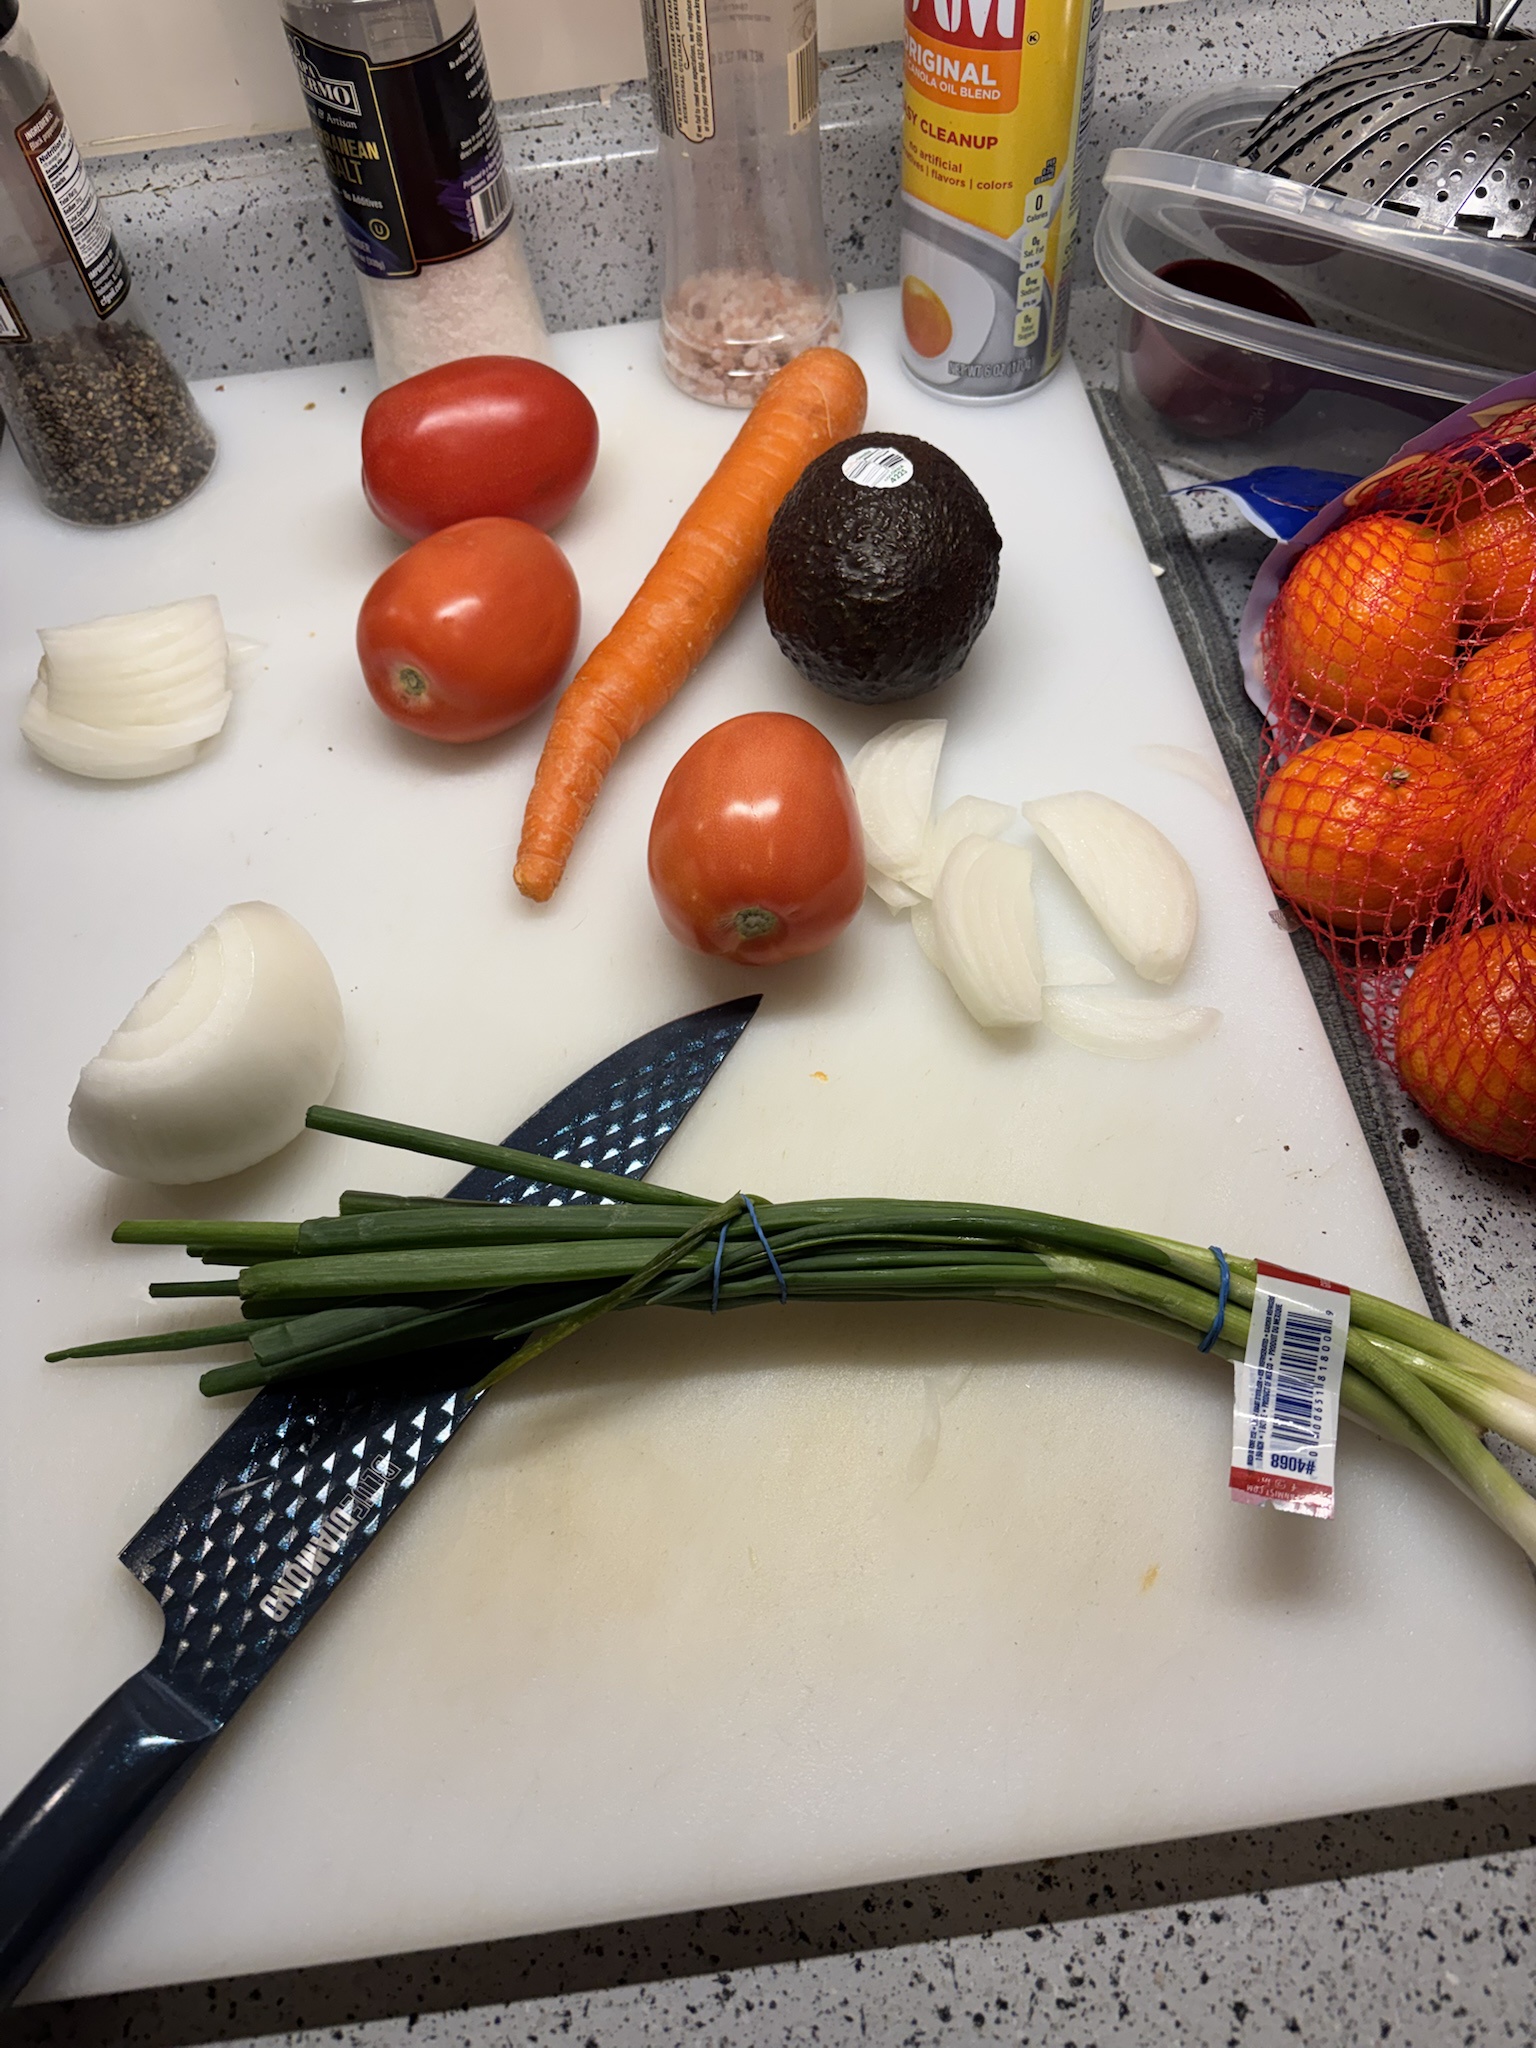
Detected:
[
  {"left": 710, "top": 1222, "right": 729, "bottom": 1313},
  {"left": 1198, "top": 1247, "right": 1231, "bottom": 1353},
  {"left": 743, "top": 1194, "right": 788, "bottom": 1304}
]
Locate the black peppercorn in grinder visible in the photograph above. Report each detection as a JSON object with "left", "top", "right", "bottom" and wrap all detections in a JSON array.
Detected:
[{"left": 0, "top": 0, "right": 215, "bottom": 524}]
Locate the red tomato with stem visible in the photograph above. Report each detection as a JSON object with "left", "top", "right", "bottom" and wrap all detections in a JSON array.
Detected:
[
  {"left": 361, "top": 356, "right": 600, "bottom": 540},
  {"left": 648, "top": 713, "right": 865, "bottom": 964},
  {"left": 357, "top": 516, "right": 580, "bottom": 744}
]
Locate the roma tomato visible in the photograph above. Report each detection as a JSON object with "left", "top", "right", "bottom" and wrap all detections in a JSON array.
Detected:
[
  {"left": 361, "top": 357, "right": 599, "bottom": 540},
  {"left": 357, "top": 517, "right": 579, "bottom": 744},
  {"left": 648, "top": 713, "right": 865, "bottom": 964}
]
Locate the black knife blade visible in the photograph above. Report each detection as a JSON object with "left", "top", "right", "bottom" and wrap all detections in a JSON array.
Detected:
[{"left": 0, "top": 994, "right": 759, "bottom": 2008}]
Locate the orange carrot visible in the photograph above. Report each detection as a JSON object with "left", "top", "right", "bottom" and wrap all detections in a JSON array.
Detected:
[{"left": 514, "top": 346, "right": 869, "bottom": 901}]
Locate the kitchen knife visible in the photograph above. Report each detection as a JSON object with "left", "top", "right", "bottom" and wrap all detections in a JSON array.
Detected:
[{"left": 0, "top": 993, "right": 759, "bottom": 2009}]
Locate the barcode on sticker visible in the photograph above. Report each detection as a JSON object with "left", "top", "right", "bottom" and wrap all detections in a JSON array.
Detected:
[
  {"left": 788, "top": 30, "right": 820, "bottom": 132},
  {"left": 842, "top": 445, "right": 914, "bottom": 489},
  {"left": 469, "top": 170, "right": 512, "bottom": 240},
  {"left": 1230, "top": 1260, "right": 1349, "bottom": 1519}
]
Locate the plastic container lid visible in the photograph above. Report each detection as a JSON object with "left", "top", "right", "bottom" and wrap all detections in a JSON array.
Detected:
[{"left": 1096, "top": 87, "right": 1536, "bottom": 404}]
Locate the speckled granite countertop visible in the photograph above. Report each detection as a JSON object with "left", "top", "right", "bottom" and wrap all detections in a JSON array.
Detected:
[{"left": 4, "top": 5, "right": 1534, "bottom": 2043}]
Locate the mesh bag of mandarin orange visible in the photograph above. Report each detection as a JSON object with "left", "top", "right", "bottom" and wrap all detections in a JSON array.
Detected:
[{"left": 1243, "top": 383, "right": 1536, "bottom": 1167}]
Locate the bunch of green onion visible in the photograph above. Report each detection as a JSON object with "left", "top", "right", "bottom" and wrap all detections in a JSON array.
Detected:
[{"left": 52, "top": 1105, "right": 1536, "bottom": 1566}]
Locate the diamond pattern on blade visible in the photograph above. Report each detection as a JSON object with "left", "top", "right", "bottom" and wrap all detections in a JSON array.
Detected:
[
  {"left": 448, "top": 1001, "right": 756, "bottom": 1205},
  {"left": 145, "top": 1386, "right": 474, "bottom": 1717}
]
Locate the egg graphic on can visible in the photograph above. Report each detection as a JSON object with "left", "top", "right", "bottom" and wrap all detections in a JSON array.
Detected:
[{"left": 901, "top": 276, "right": 954, "bottom": 359}]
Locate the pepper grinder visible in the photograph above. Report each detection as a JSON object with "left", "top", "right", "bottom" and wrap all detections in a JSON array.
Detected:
[{"left": 0, "top": 0, "right": 214, "bottom": 524}]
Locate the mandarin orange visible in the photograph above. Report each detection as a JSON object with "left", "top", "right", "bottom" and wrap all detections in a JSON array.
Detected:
[
  {"left": 1463, "top": 753, "right": 1536, "bottom": 918},
  {"left": 1456, "top": 496, "right": 1536, "bottom": 633},
  {"left": 1430, "top": 626, "right": 1536, "bottom": 781},
  {"left": 1396, "top": 924, "right": 1536, "bottom": 1161},
  {"left": 1255, "top": 730, "right": 1468, "bottom": 936},
  {"left": 1273, "top": 514, "right": 1466, "bottom": 727}
]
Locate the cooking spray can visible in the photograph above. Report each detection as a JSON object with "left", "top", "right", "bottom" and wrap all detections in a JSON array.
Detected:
[{"left": 900, "top": 0, "right": 1102, "bottom": 402}]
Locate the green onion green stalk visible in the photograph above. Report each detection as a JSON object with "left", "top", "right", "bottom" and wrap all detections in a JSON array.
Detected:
[{"left": 50, "top": 1105, "right": 1536, "bottom": 1567}]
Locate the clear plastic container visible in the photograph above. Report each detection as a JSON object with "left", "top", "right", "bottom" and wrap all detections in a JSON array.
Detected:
[
  {"left": 280, "top": 0, "right": 548, "bottom": 387},
  {"left": 642, "top": 0, "right": 839, "bottom": 406},
  {"left": 1094, "top": 89, "right": 1536, "bottom": 477},
  {"left": 0, "top": 0, "right": 214, "bottom": 524}
]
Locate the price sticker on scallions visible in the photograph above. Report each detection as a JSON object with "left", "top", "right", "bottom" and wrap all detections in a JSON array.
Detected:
[{"left": 1230, "top": 1262, "right": 1349, "bottom": 1519}]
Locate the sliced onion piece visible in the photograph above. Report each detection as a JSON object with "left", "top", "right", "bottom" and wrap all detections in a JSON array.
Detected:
[
  {"left": 1042, "top": 951, "right": 1116, "bottom": 988},
  {"left": 24, "top": 596, "right": 235, "bottom": 782},
  {"left": 849, "top": 719, "right": 947, "bottom": 878},
  {"left": 20, "top": 685, "right": 225, "bottom": 779},
  {"left": 1022, "top": 791, "right": 1198, "bottom": 986},
  {"left": 867, "top": 867, "right": 922, "bottom": 912},
  {"left": 42, "top": 598, "right": 225, "bottom": 702},
  {"left": 910, "top": 898, "right": 941, "bottom": 970},
  {"left": 930, "top": 836, "right": 1043, "bottom": 1028},
  {"left": 226, "top": 633, "right": 266, "bottom": 674},
  {"left": 904, "top": 794, "right": 1015, "bottom": 895},
  {"left": 1043, "top": 989, "right": 1219, "bottom": 1060},
  {"left": 68, "top": 902, "right": 346, "bottom": 1185},
  {"left": 1136, "top": 742, "right": 1237, "bottom": 808}
]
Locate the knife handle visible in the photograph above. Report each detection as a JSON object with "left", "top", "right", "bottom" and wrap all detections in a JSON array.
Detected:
[{"left": 0, "top": 1667, "right": 219, "bottom": 2008}]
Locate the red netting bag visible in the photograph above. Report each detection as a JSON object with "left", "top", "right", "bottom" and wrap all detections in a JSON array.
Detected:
[{"left": 1255, "top": 400, "right": 1536, "bottom": 1166}]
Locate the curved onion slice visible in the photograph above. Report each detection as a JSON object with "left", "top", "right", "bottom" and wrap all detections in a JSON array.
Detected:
[
  {"left": 904, "top": 794, "right": 1015, "bottom": 895},
  {"left": 23, "top": 596, "right": 234, "bottom": 782},
  {"left": 1022, "top": 791, "right": 1197, "bottom": 986},
  {"left": 1042, "top": 951, "right": 1116, "bottom": 988},
  {"left": 849, "top": 719, "right": 946, "bottom": 877},
  {"left": 1042, "top": 989, "right": 1219, "bottom": 1060},
  {"left": 910, "top": 898, "right": 941, "bottom": 969},
  {"left": 931, "top": 836, "right": 1043, "bottom": 1027},
  {"left": 68, "top": 903, "right": 345, "bottom": 1185},
  {"left": 21, "top": 684, "right": 229, "bottom": 779},
  {"left": 1136, "top": 743, "right": 1237, "bottom": 809},
  {"left": 867, "top": 867, "right": 922, "bottom": 912}
]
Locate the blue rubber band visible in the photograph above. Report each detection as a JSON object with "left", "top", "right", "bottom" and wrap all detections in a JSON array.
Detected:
[
  {"left": 742, "top": 1195, "right": 789, "bottom": 1304},
  {"left": 1198, "top": 1246, "right": 1231, "bottom": 1353},
  {"left": 710, "top": 1222, "right": 729, "bottom": 1313}
]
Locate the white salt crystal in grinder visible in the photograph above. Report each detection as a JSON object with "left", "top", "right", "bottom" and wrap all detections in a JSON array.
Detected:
[
  {"left": 640, "top": 0, "right": 840, "bottom": 406},
  {"left": 0, "top": 0, "right": 215, "bottom": 524},
  {"left": 278, "top": 0, "right": 549, "bottom": 386}
]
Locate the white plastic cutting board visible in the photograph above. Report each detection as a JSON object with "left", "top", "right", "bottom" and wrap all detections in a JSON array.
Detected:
[{"left": 4, "top": 293, "right": 1535, "bottom": 2005}]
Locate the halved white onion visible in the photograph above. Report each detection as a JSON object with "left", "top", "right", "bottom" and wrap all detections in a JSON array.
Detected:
[
  {"left": 1022, "top": 792, "right": 1198, "bottom": 986},
  {"left": 849, "top": 719, "right": 946, "bottom": 878},
  {"left": 1042, "top": 989, "right": 1219, "bottom": 1060},
  {"left": 68, "top": 903, "right": 345, "bottom": 1185},
  {"left": 930, "top": 836, "right": 1043, "bottom": 1028},
  {"left": 23, "top": 596, "right": 235, "bottom": 782}
]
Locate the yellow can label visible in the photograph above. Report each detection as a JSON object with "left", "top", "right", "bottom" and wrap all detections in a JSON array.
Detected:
[{"left": 900, "top": 0, "right": 1100, "bottom": 398}]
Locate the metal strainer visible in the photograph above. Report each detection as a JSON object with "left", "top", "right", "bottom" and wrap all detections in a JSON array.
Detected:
[{"left": 1240, "top": 0, "right": 1536, "bottom": 242}]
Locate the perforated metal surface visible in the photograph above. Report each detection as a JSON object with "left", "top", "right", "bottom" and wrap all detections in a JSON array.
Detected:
[
  {"left": 1242, "top": 20, "right": 1536, "bottom": 242},
  {"left": 117, "top": 995, "right": 759, "bottom": 1727}
]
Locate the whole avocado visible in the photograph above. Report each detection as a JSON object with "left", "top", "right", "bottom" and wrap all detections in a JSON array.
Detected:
[{"left": 763, "top": 432, "right": 1001, "bottom": 703}]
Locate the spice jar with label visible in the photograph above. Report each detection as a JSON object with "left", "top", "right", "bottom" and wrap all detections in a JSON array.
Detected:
[
  {"left": 641, "top": 0, "right": 840, "bottom": 406},
  {"left": 279, "top": 0, "right": 549, "bottom": 387},
  {"left": 0, "top": 0, "right": 215, "bottom": 525}
]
